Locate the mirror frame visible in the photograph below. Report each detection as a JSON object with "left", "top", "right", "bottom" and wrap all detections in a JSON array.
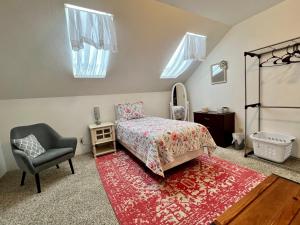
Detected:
[
  {"left": 211, "top": 60, "right": 228, "bottom": 85},
  {"left": 170, "top": 82, "right": 189, "bottom": 121}
]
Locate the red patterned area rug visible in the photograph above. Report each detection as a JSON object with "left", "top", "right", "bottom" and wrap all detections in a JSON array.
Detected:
[{"left": 96, "top": 151, "right": 265, "bottom": 225}]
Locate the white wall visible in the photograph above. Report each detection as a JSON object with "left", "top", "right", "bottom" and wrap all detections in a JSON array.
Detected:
[
  {"left": 0, "top": 143, "right": 7, "bottom": 177},
  {"left": 0, "top": 91, "right": 170, "bottom": 172},
  {"left": 186, "top": 0, "right": 300, "bottom": 157}
]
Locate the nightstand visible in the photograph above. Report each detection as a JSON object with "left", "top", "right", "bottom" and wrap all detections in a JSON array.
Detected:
[
  {"left": 194, "top": 111, "right": 235, "bottom": 148},
  {"left": 88, "top": 122, "right": 116, "bottom": 158}
]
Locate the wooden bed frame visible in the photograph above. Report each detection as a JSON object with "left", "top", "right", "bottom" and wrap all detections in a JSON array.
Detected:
[{"left": 117, "top": 138, "right": 205, "bottom": 172}]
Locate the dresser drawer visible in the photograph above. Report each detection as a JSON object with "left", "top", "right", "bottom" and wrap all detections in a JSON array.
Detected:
[{"left": 194, "top": 113, "right": 223, "bottom": 128}]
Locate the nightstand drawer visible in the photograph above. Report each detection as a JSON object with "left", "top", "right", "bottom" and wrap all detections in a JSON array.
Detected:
[{"left": 95, "top": 137, "right": 113, "bottom": 144}]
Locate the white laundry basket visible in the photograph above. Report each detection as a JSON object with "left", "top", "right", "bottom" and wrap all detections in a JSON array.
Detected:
[{"left": 250, "top": 132, "right": 295, "bottom": 163}]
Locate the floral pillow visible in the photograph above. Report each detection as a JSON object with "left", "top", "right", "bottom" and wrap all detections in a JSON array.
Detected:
[{"left": 115, "top": 101, "right": 145, "bottom": 121}]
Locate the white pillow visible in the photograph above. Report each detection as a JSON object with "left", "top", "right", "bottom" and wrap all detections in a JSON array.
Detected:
[{"left": 13, "top": 134, "right": 46, "bottom": 158}]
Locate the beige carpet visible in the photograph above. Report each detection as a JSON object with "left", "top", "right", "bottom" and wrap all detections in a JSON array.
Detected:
[
  {"left": 214, "top": 148, "right": 300, "bottom": 183},
  {"left": 0, "top": 154, "right": 118, "bottom": 225},
  {"left": 1, "top": 147, "right": 300, "bottom": 225}
]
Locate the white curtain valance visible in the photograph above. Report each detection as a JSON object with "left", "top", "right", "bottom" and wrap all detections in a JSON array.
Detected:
[
  {"left": 183, "top": 33, "right": 206, "bottom": 61},
  {"left": 65, "top": 6, "right": 118, "bottom": 52},
  {"left": 161, "top": 32, "right": 206, "bottom": 79}
]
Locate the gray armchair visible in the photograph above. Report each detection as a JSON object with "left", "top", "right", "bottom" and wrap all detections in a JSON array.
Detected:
[{"left": 10, "top": 123, "right": 77, "bottom": 193}]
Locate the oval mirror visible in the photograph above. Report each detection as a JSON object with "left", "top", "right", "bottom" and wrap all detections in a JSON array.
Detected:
[{"left": 170, "top": 83, "right": 189, "bottom": 121}]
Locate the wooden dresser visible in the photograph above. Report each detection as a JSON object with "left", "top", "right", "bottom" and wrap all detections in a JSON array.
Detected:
[{"left": 194, "top": 111, "right": 235, "bottom": 148}]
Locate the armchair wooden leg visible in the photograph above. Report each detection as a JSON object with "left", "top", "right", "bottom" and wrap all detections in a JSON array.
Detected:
[
  {"left": 35, "top": 173, "right": 41, "bottom": 193},
  {"left": 68, "top": 159, "right": 74, "bottom": 174},
  {"left": 56, "top": 164, "right": 59, "bottom": 169},
  {"left": 20, "top": 171, "right": 26, "bottom": 186}
]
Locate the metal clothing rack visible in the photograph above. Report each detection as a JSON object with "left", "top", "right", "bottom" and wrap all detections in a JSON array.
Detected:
[{"left": 244, "top": 36, "right": 300, "bottom": 158}]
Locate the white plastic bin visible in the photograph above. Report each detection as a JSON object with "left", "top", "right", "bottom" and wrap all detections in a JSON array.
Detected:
[{"left": 250, "top": 132, "right": 295, "bottom": 163}]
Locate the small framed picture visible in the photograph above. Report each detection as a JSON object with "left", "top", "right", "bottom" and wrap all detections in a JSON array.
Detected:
[{"left": 211, "top": 61, "right": 227, "bottom": 84}]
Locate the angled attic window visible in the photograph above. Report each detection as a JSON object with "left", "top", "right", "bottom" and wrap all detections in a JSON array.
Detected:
[
  {"left": 161, "top": 32, "right": 206, "bottom": 79},
  {"left": 64, "top": 4, "right": 117, "bottom": 78}
]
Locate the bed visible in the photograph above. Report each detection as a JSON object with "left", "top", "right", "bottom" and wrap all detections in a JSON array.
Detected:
[{"left": 116, "top": 116, "right": 216, "bottom": 177}]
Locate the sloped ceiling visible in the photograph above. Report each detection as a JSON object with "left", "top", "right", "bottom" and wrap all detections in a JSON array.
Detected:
[
  {"left": 159, "top": 0, "right": 284, "bottom": 25},
  {"left": 0, "top": 0, "right": 229, "bottom": 99}
]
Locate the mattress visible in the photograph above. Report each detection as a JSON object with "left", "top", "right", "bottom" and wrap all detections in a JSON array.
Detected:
[{"left": 116, "top": 117, "right": 216, "bottom": 176}]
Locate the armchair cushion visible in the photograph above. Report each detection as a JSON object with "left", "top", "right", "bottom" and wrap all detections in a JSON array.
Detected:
[
  {"left": 13, "top": 134, "right": 46, "bottom": 158},
  {"left": 32, "top": 147, "right": 74, "bottom": 167}
]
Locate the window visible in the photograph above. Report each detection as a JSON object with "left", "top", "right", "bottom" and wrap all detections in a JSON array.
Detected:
[
  {"left": 64, "top": 4, "right": 117, "bottom": 78},
  {"left": 161, "top": 32, "right": 206, "bottom": 79}
]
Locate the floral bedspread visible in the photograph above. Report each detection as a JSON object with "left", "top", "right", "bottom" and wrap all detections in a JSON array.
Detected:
[{"left": 116, "top": 117, "right": 216, "bottom": 176}]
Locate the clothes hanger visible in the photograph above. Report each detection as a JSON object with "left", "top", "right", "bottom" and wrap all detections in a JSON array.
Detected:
[
  {"left": 260, "top": 44, "right": 300, "bottom": 67},
  {"left": 288, "top": 44, "right": 300, "bottom": 63},
  {"left": 292, "top": 43, "right": 300, "bottom": 58},
  {"left": 282, "top": 44, "right": 300, "bottom": 63},
  {"left": 281, "top": 45, "right": 294, "bottom": 64},
  {"left": 272, "top": 46, "right": 291, "bottom": 65},
  {"left": 259, "top": 50, "right": 281, "bottom": 66},
  {"left": 272, "top": 45, "right": 300, "bottom": 65}
]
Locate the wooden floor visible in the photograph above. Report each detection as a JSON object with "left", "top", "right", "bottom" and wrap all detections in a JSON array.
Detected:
[{"left": 213, "top": 174, "right": 300, "bottom": 225}]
